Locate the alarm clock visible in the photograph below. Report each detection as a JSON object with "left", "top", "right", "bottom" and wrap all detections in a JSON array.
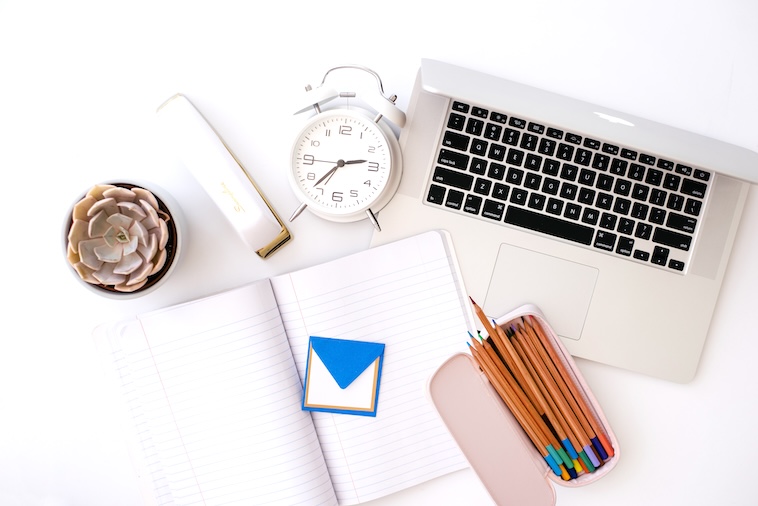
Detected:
[{"left": 288, "top": 65, "right": 405, "bottom": 231}]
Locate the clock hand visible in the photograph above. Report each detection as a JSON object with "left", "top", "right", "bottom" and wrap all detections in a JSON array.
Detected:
[
  {"left": 314, "top": 165, "right": 338, "bottom": 186},
  {"left": 313, "top": 159, "right": 367, "bottom": 186}
]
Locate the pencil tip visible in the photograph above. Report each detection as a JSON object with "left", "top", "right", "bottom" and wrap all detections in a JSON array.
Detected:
[{"left": 469, "top": 296, "right": 477, "bottom": 305}]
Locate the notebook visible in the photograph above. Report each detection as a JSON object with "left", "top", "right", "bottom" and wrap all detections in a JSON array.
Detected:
[
  {"left": 371, "top": 59, "right": 758, "bottom": 383},
  {"left": 94, "top": 230, "right": 476, "bottom": 505}
]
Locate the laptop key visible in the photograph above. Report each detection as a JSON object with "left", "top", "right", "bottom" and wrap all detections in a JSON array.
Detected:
[
  {"left": 474, "top": 178, "right": 492, "bottom": 195},
  {"left": 433, "top": 167, "right": 474, "bottom": 190},
  {"left": 504, "top": 206, "right": 594, "bottom": 245},
  {"left": 617, "top": 218, "right": 635, "bottom": 235},
  {"left": 651, "top": 246, "right": 669, "bottom": 266},
  {"left": 452, "top": 101, "right": 469, "bottom": 113},
  {"left": 581, "top": 208, "right": 599, "bottom": 225},
  {"left": 466, "top": 118, "right": 484, "bottom": 136},
  {"left": 482, "top": 199, "right": 506, "bottom": 220},
  {"left": 471, "top": 106, "right": 488, "bottom": 118},
  {"left": 546, "top": 198, "right": 563, "bottom": 215},
  {"left": 680, "top": 178, "right": 707, "bottom": 198},
  {"left": 653, "top": 227, "right": 692, "bottom": 251},
  {"left": 443, "top": 131, "right": 470, "bottom": 151},
  {"left": 470, "top": 158, "right": 487, "bottom": 175},
  {"left": 427, "top": 184, "right": 446, "bottom": 204},
  {"left": 464, "top": 195, "right": 482, "bottom": 214},
  {"left": 668, "top": 259, "right": 685, "bottom": 271},
  {"left": 617, "top": 236, "right": 634, "bottom": 256},
  {"left": 510, "top": 188, "right": 528, "bottom": 205},
  {"left": 438, "top": 149, "right": 469, "bottom": 170},
  {"left": 445, "top": 189, "right": 464, "bottom": 209},
  {"left": 564, "top": 203, "right": 581, "bottom": 220},
  {"left": 492, "top": 183, "right": 510, "bottom": 201},
  {"left": 594, "top": 230, "right": 617, "bottom": 252},
  {"left": 447, "top": 113, "right": 466, "bottom": 131},
  {"left": 684, "top": 198, "right": 702, "bottom": 216},
  {"left": 528, "top": 193, "right": 546, "bottom": 211},
  {"left": 506, "top": 148, "right": 525, "bottom": 166},
  {"left": 666, "top": 212, "right": 697, "bottom": 233}
]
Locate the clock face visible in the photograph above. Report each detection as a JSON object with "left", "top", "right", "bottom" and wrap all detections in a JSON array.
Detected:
[{"left": 290, "top": 109, "right": 400, "bottom": 220}]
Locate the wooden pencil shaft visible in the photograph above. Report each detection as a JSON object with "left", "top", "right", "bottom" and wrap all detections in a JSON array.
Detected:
[
  {"left": 474, "top": 311, "right": 542, "bottom": 414},
  {"left": 475, "top": 340, "right": 551, "bottom": 444},
  {"left": 480, "top": 339, "right": 560, "bottom": 448},
  {"left": 470, "top": 299, "right": 612, "bottom": 460},
  {"left": 512, "top": 327, "right": 589, "bottom": 448},
  {"left": 524, "top": 318, "right": 614, "bottom": 458},
  {"left": 470, "top": 298, "right": 498, "bottom": 338},
  {"left": 472, "top": 300, "right": 575, "bottom": 450},
  {"left": 510, "top": 333, "right": 578, "bottom": 448},
  {"left": 490, "top": 324, "right": 544, "bottom": 402},
  {"left": 523, "top": 319, "right": 602, "bottom": 439},
  {"left": 484, "top": 334, "right": 540, "bottom": 412},
  {"left": 470, "top": 343, "right": 550, "bottom": 452}
]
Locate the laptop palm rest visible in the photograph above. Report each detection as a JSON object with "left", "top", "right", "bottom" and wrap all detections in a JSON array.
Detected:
[{"left": 483, "top": 243, "right": 598, "bottom": 340}]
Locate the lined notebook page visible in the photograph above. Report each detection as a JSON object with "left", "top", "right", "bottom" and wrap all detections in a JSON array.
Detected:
[
  {"left": 105, "top": 281, "right": 338, "bottom": 505},
  {"left": 271, "top": 231, "right": 476, "bottom": 505}
]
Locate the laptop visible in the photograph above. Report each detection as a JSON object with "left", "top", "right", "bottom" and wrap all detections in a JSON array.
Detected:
[{"left": 370, "top": 59, "right": 758, "bottom": 382}]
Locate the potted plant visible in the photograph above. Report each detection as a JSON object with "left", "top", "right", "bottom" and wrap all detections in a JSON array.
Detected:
[{"left": 65, "top": 182, "right": 180, "bottom": 295}]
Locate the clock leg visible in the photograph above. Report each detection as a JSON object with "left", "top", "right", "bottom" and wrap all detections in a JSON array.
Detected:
[
  {"left": 289, "top": 202, "right": 308, "bottom": 222},
  {"left": 366, "top": 209, "right": 381, "bottom": 232}
]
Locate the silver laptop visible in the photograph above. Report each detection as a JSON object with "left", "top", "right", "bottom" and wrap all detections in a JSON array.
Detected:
[{"left": 370, "top": 59, "right": 758, "bottom": 382}]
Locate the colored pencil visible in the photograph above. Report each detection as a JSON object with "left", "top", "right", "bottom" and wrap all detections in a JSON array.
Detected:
[
  {"left": 467, "top": 298, "right": 614, "bottom": 479},
  {"left": 524, "top": 316, "right": 614, "bottom": 459},
  {"left": 477, "top": 336, "right": 576, "bottom": 471},
  {"left": 510, "top": 324, "right": 601, "bottom": 468},
  {"left": 467, "top": 339, "right": 569, "bottom": 479}
]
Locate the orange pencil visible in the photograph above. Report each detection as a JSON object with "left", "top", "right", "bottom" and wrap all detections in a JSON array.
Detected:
[
  {"left": 508, "top": 330, "right": 584, "bottom": 458},
  {"left": 510, "top": 326, "right": 588, "bottom": 458},
  {"left": 479, "top": 338, "right": 564, "bottom": 453},
  {"left": 470, "top": 299, "right": 579, "bottom": 473},
  {"left": 468, "top": 339, "right": 568, "bottom": 478},
  {"left": 524, "top": 316, "right": 614, "bottom": 460}
]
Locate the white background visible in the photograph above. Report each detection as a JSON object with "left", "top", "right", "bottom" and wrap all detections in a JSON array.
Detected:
[{"left": 1, "top": 1, "right": 757, "bottom": 504}]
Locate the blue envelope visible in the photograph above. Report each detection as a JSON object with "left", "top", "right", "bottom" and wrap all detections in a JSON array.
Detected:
[{"left": 302, "top": 336, "right": 385, "bottom": 417}]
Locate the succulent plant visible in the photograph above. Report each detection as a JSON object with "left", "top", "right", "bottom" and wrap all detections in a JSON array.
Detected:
[{"left": 66, "top": 183, "right": 174, "bottom": 293}]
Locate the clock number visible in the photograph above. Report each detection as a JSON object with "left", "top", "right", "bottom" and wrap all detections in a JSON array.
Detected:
[
  {"left": 310, "top": 140, "right": 320, "bottom": 147},
  {"left": 332, "top": 191, "right": 343, "bottom": 202},
  {"left": 350, "top": 190, "right": 359, "bottom": 198},
  {"left": 368, "top": 162, "right": 379, "bottom": 172},
  {"left": 303, "top": 154, "right": 315, "bottom": 165},
  {"left": 306, "top": 172, "right": 315, "bottom": 180},
  {"left": 339, "top": 125, "right": 352, "bottom": 135},
  {"left": 368, "top": 146, "right": 376, "bottom": 153},
  {"left": 364, "top": 180, "right": 371, "bottom": 186}
]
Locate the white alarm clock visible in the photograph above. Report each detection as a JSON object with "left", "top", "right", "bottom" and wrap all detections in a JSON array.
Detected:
[{"left": 288, "top": 65, "right": 405, "bottom": 231}]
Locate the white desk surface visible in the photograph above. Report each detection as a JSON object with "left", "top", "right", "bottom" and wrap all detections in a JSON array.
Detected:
[{"left": 2, "top": 1, "right": 757, "bottom": 504}]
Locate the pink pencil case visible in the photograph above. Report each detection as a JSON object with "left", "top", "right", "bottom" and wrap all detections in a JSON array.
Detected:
[{"left": 427, "top": 304, "right": 620, "bottom": 505}]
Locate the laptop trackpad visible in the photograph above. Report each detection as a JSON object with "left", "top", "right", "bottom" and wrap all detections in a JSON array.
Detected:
[{"left": 483, "top": 243, "right": 598, "bottom": 340}]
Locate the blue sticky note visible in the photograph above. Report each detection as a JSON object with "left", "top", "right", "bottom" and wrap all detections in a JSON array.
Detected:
[{"left": 302, "top": 336, "right": 385, "bottom": 417}]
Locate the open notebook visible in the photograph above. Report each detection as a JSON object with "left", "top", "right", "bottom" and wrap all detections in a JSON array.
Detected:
[{"left": 94, "top": 231, "right": 477, "bottom": 505}]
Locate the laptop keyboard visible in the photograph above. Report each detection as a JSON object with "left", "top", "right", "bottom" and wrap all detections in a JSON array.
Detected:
[{"left": 425, "top": 101, "right": 712, "bottom": 273}]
